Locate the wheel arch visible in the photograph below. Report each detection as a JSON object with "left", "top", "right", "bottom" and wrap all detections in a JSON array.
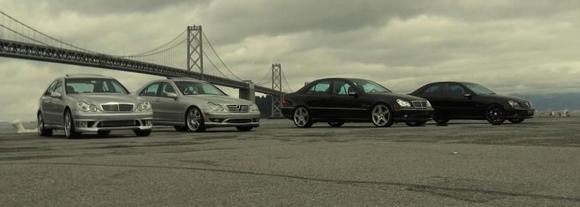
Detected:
[{"left": 184, "top": 105, "right": 204, "bottom": 122}]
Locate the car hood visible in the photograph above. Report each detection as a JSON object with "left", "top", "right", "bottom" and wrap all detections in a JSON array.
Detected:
[
  {"left": 480, "top": 94, "right": 529, "bottom": 102},
  {"left": 71, "top": 94, "right": 141, "bottom": 104},
  {"left": 374, "top": 92, "right": 426, "bottom": 101},
  {"left": 182, "top": 95, "right": 253, "bottom": 105}
]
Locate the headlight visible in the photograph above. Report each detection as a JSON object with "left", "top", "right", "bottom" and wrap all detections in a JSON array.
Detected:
[
  {"left": 208, "top": 102, "right": 227, "bottom": 112},
  {"left": 77, "top": 101, "right": 100, "bottom": 112},
  {"left": 250, "top": 104, "right": 260, "bottom": 112},
  {"left": 508, "top": 100, "right": 520, "bottom": 108},
  {"left": 426, "top": 100, "right": 432, "bottom": 108},
  {"left": 396, "top": 99, "right": 412, "bottom": 108},
  {"left": 136, "top": 101, "right": 152, "bottom": 112}
]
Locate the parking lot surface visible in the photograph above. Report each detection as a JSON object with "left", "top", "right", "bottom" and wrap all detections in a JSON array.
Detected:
[{"left": 1, "top": 118, "right": 579, "bottom": 206}]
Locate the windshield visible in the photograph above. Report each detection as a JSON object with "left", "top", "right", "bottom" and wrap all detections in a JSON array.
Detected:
[
  {"left": 174, "top": 81, "right": 227, "bottom": 96},
  {"left": 464, "top": 83, "right": 496, "bottom": 95},
  {"left": 65, "top": 78, "right": 129, "bottom": 94},
  {"left": 352, "top": 79, "right": 391, "bottom": 94}
]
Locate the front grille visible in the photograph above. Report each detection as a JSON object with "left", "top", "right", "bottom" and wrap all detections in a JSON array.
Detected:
[
  {"left": 101, "top": 104, "right": 134, "bottom": 112},
  {"left": 227, "top": 119, "right": 252, "bottom": 123},
  {"left": 411, "top": 100, "right": 429, "bottom": 108},
  {"left": 99, "top": 120, "right": 137, "bottom": 127},
  {"left": 227, "top": 105, "right": 249, "bottom": 113}
]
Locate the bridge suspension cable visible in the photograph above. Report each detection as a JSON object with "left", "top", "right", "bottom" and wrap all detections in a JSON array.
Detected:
[
  {"left": 281, "top": 69, "right": 294, "bottom": 92},
  {"left": 1, "top": 11, "right": 96, "bottom": 53},
  {"left": 120, "top": 30, "right": 186, "bottom": 58},
  {"left": 202, "top": 30, "right": 243, "bottom": 81},
  {"left": 254, "top": 72, "right": 272, "bottom": 86},
  {"left": 202, "top": 52, "right": 229, "bottom": 78}
]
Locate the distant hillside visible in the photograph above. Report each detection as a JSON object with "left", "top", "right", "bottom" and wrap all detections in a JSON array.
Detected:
[{"left": 512, "top": 92, "right": 580, "bottom": 111}]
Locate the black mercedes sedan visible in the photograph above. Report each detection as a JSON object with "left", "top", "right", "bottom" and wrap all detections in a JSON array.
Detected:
[
  {"left": 281, "top": 78, "right": 434, "bottom": 128},
  {"left": 410, "top": 82, "right": 535, "bottom": 125}
]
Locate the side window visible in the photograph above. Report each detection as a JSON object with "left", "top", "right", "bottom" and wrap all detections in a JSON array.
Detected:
[
  {"left": 141, "top": 82, "right": 161, "bottom": 96},
  {"left": 423, "top": 84, "right": 445, "bottom": 95},
  {"left": 447, "top": 84, "right": 466, "bottom": 96},
  {"left": 334, "top": 81, "right": 355, "bottom": 95},
  {"left": 53, "top": 80, "right": 64, "bottom": 94},
  {"left": 44, "top": 80, "right": 58, "bottom": 96},
  {"left": 307, "top": 81, "right": 332, "bottom": 94},
  {"left": 160, "top": 83, "right": 176, "bottom": 97}
]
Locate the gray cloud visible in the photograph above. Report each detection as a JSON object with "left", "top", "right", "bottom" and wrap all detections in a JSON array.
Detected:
[{"left": 1, "top": 0, "right": 580, "bottom": 121}]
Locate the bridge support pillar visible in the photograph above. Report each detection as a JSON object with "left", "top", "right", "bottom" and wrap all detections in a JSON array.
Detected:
[
  {"left": 239, "top": 80, "right": 255, "bottom": 103},
  {"left": 270, "top": 64, "right": 284, "bottom": 118}
]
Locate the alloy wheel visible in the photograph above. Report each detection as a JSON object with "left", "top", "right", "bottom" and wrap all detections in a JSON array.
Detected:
[
  {"left": 37, "top": 113, "right": 44, "bottom": 136},
  {"left": 37, "top": 113, "right": 52, "bottom": 136},
  {"left": 64, "top": 111, "right": 74, "bottom": 138},
  {"left": 486, "top": 106, "right": 506, "bottom": 125},
  {"left": 371, "top": 104, "right": 393, "bottom": 127},
  {"left": 186, "top": 107, "right": 205, "bottom": 132},
  {"left": 293, "top": 107, "right": 312, "bottom": 128}
]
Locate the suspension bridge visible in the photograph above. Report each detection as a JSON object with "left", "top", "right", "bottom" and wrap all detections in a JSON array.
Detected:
[{"left": 0, "top": 11, "right": 293, "bottom": 117}]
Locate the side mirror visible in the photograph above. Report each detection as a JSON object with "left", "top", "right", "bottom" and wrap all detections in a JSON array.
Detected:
[
  {"left": 348, "top": 91, "right": 359, "bottom": 97},
  {"left": 464, "top": 93, "right": 473, "bottom": 98},
  {"left": 50, "top": 92, "right": 62, "bottom": 98},
  {"left": 166, "top": 92, "right": 178, "bottom": 99}
]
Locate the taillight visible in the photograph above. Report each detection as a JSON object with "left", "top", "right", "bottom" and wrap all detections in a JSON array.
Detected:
[{"left": 282, "top": 98, "right": 292, "bottom": 107}]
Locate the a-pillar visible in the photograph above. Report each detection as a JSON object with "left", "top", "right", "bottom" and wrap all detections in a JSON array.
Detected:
[{"left": 239, "top": 80, "right": 255, "bottom": 103}]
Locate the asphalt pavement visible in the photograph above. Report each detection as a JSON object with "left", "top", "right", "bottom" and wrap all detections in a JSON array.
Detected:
[{"left": 1, "top": 118, "right": 579, "bottom": 206}]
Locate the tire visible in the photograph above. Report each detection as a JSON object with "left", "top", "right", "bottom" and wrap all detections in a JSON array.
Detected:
[
  {"left": 37, "top": 112, "right": 53, "bottom": 137},
  {"left": 236, "top": 126, "right": 254, "bottom": 132},
  {"left": 174, "top": 125, "right": 188, "bottom": 132},
  {"left": 406, "top": 121, "right": 427, "bottom": 127},
  {"left": 328, "top": 121, "right": 344, "bottom": 128},
  {"left": 293, "top": 107, "right": 313, "bottom": 128},
  {"left": 97, "top": 130, "right": 111, "bottom": 136},
  {"left": 508, "top": 118, "right": 525, "bottom": 124},
  {"left": 64, "top": 110, "right": 81, "bottom": 139},
  {"left": 134, "top": 129, "right": 151, "bottom": 137},
  {"left": 486, "top": 105, "right": 506, "bottom": 125},
  {"left": 371, "top": 104, "right": 394, "bottom": 127},
  {"left": 185, "top": 107, "right": 206, "bottom": 132},
  {"left": 433, "top": 115, "right": 449, "bottom": 126}
]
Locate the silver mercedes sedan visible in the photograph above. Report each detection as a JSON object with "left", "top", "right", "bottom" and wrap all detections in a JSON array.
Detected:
[
  {"left": 37, "top": 74, "right": 153, "bottom": 138},
  {"left": 138, "top": 77, "right": 261, "bottom": 132}
]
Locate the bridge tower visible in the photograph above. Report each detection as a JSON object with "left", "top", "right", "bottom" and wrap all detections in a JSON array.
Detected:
[
  {"left": 187, "top": 25, "right": 203, "bottom": 79},
  {"left": 271, "top": 63, "right": 284, "bottom": 118}
]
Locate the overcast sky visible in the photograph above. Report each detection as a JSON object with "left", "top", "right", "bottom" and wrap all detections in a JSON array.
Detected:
[{"left": 1, "top": 0, "right": 580, "bottom": 121}]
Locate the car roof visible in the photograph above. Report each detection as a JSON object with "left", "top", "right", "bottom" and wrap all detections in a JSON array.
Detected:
[
  {"left": 309, "top": 77, "right": 370, "bottom": 82},
  {"left": 427, "top": 81, "right": 477, "bottom": 85},
  {"left": 165, "top": 77, "right": 205, "bottom": 83},
  {"left": 64, "top": 74, "right": 113, "bottom": 79}
]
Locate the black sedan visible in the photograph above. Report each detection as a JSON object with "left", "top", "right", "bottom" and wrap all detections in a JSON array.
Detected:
[
  {"left": 410, "top": 82, "right": 535, "bottom": 125},
  {"left": 281, "top": 78, "right": 434, "bottom": 128}
]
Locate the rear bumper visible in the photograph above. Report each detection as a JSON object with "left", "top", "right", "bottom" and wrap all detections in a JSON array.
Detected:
[
  {"left": 506, "top": 108, "right": 535, "bottom": 119},
  {"left": 281, "top": 107, "right": 294, "bottom": 119},
  {"left": 392, "top": 109, "right": 434, "bottom": 122},
  {"left": 204, "top": 112, "right": 261, "bottom": 128},
  {"left": 73, "top": 112, "right": 153, "bottom": 132}
]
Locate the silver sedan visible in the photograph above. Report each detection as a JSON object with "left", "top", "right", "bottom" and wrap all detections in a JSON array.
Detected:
[
  {"left": 37, "top": 74, "right": 153, "bottom": 138},
  {"left": 138, "top": 78, "right": 261, "bottom": 132}
]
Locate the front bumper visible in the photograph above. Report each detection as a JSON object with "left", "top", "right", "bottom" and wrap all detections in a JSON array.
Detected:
[
  {"left": 392, "top": 109, "right": 434, "bottom": 122},
  {"left": 203, "top": 111, "right": 261, "bottom": 128},
  {"left": 72, "top": 111, "right": 153, "bottom": 132},
  {"left": 506, "top": 108, "right": 535, "bottom": 119}
]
